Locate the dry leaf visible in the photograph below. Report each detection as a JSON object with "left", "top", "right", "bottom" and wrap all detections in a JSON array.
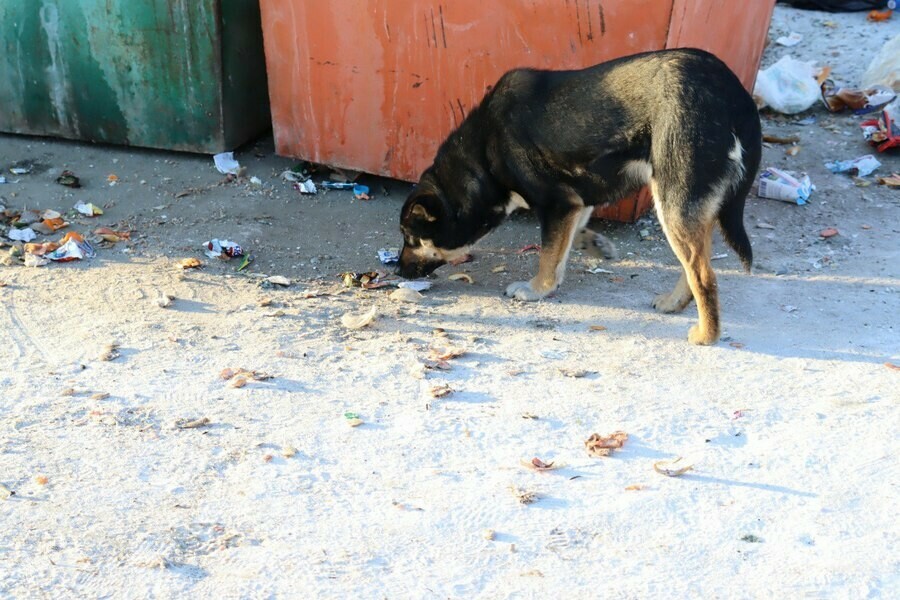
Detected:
[
  {"left": 448, "top": 273, "right": 474, "bottom": 284},
  {"left": 877, "top": 174, "right": 900, "bottom": 188},
  {"left": 282, "top": 445, "right": 298, "bottom": 458},
  {"left": 585, "top": 431, "right": 628, "bottom": 457},
  {"left": 762, "top": 134, "right": 800, "bottom": 145},
  {"left": 98, "top": 343, "right": 120, "bottom": 361},
  {"left": 178, "top": 257, "right": 202, "bottom": 269},
  {"left": 229, "top": 376, "right": 248, "bottom": 388},
  {"left": 492, "top": 264, "right": 507, "bottom": 273},
  {"left": 340, "top": 306, "right": 377, "bottom": 330},
  {"left": 625, "top": 484, "right": 645, "bottom": 491},
  {"left": 61, "top": 388, "right": 76, "bottom": 397},
  {"left": 785, "top": 145, "right": 801, "bottom": 156},
  {"left": 885, "top": 362, "right": 900, "bottom": 371},
  {"left": 35, "top": 475, "right": 49, "bottom": 486},
  {"left": 589, "top": 325, "right": 607, "bottom": 331},
  {"left": 820, "top": 228, "right": 839, "bottom": 238},
  {"left": 653, "top": 457, "right": 694, "bottom": 477},
  {"left": 429, "top": 346, "right": 466, "bottom": 361},
  {"left": 430, "top": 383, "right": 453, "bottom": 398},
  {"left": 91, "top": 392, "right": 110, "bottom": 401},
  {"left": 559, "top": 366, "right": 588, "bottom": 378},
  {"left": 176, "top": 417, "right": 210, "bottom": 429},
  {"left": 520, "top": 457, "right": 559, "bottom": 471},
  {"left": 510, "top": 486, "right": 537, "bottom": 505}
]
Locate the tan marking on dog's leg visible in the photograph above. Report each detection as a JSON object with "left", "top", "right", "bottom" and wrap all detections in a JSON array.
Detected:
[
  {"left": 506, "top": 207, "right": 592, "bottom": 301},
  {"left": 652, "top": 270, "right": 693, "bottom": 313},
  {"left": 667, "top": 223, "right": 720, "bottom": 345}
]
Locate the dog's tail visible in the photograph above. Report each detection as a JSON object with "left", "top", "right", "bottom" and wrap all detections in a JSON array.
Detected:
[{"left": 718, "top": 127, "right": 761, "bottom": 273}]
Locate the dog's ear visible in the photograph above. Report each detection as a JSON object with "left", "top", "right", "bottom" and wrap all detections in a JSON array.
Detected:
[{"left": 403, "top": 192, "right": 443, "bottom": 226}]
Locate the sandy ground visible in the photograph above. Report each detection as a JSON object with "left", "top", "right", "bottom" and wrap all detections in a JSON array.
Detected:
[{"left": 1, "top": 6, "right": 899, "bottom": 598}]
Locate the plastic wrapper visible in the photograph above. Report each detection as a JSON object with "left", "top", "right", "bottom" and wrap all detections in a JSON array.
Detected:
[{"left": 757, "top": 168, "right": 814, "bottom": 205}]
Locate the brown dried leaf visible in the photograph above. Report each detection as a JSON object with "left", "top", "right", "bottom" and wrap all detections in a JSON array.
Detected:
[
  {"left": 430, "top": 383, "right": 453, "bottom": 398},
  {"left": 448, "top": 273, "right": 474, "bottom": 284},
  {"left": 585, "top": 431, "right": 628, "bottom": 457},
  {"left": 589, "top": 325, "right": 607, "bottom": 331},
  {"left": 175, "top": 417, "right": 210, "bottom": 429},
  {"left": 177, "top": 257, "right": 202, "bottom": 269},
  {"left": 520, "top": 457, "right": 558, "bottom": 471}
]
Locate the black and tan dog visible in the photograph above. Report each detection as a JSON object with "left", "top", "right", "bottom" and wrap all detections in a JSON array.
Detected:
[{"left": 397, "top": 49, "right": 761, "bottom": 345}]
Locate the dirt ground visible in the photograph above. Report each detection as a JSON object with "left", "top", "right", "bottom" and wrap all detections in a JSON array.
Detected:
[{"left": 1, "top": 6, "right": 898, "bottom": 598}]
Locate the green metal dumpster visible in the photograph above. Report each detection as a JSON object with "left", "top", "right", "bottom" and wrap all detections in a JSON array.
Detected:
[{"left": 0, "top": 0, "right": 270, "bottom": 153}]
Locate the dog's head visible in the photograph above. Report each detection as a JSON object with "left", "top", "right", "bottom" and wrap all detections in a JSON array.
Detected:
[{"left": 397, "top": 184, "right": 472, "bottom": 279}]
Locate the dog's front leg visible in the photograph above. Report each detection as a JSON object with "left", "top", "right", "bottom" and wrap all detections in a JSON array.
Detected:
[{"left": 506, "top": 205, "right": 593, "bottom": 301}]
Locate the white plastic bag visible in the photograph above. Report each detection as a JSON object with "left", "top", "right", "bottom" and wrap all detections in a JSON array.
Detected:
[
  {"left": 861, "top": 34, "right": 900, "bottom": 93},
  {"left": 753, "top": 56, "right": 820, "bottom": 114}
]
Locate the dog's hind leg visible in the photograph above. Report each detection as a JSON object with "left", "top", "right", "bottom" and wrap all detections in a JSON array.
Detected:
[
  {"left": 660, "top": 216, "right": 720, "bottom": 345},
  {"left": 574, "top": 227, "right": 618, "bottom": 260},
  {"left": 506, "top": 204, "right": 593, "bottom": 301},
  {"left": 652, "top": 269, "right": 693, "bottom": 313}
]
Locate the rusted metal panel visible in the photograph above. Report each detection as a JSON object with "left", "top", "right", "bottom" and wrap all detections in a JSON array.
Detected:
[
  {"left": 259, "top": 0, "right": 674, "bottom": 183},
  {"left": 667, "top": 0, "right": 777, "bottom": 91},
  {"left": 0, "top": 0, "right": 270, "bottom": 153}
]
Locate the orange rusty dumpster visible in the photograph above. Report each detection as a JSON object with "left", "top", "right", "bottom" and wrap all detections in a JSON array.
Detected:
[{"left": 259, "top": 1, "right": 775, "bottom": 221}]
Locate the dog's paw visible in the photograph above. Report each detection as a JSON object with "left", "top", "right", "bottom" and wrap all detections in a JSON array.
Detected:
[
  {"left": 688, "top": 325, "right": 719, "bottom": 346},
  {"left": 593, "top": 233, "right": 618, "bottom": 261},
  {"left": 505, "top": 280, "right": 547, "bottom": 302},
  {"left": 653, "top": 292, "right": 689, "bottom": 314}
]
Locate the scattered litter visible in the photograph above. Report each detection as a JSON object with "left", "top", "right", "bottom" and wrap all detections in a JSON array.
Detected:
[
  {"left": 867, "top": 8, "right": 893, "bottom": 21},
  {"left": 204, "top": 239, "right": 243, "bottom": 259},
  {"left": 639, "top": 228, "right": 651, "bottom": 239},
  {"left": 397, "top": 280, "right": 432, "bottom": 292},
  {"left": 756, "top": 222, "right": 776, "bottom": 230},
  {"left": 775, "top": 32, "right": 803, "bottom": 47},
  {"left": 156, "top": 292, "right": 174, "bottom": 308},
  {"left": 521, "top": 457, "right": 559, "bottom": 471},
  {"left": 74, "top": 202, "right": 103, "bottom": 216},
  {"left": 861, "top": 108, "right": 900, "bottom": 152},
  {"left": 430, "top": 383, "right": 453, "bottom": 398},
  {"left": 587, "top": 266, "right": 614, "bottom": 274},
  {"left": 282, "top": 445, "right": 298, "bottom": 458},
  {"left": 797, "top": 115, "right": 817, "bottom": 125},
  {"left": 263, "top": 309, "right": 285, "bottom": 318},
  {"left": 35, "top": 475, "right": 49, "bottom": 486},
  {"left": 763, "top": 134, "right": 800, "bottom": 145},
  {"left": 753, "top": 56, "right": 820, "bottom": 114},
  {"left": 781, "top": 304, "right": 799, "bottom": 313},
  {"left": 7, "top": 227, "right": 36, "bottom": 242},
  {"left": 293, "top": 180, "right": 317, "bottom": 194},
  {"left": 0, "top": 176, "right": 6, "bottom": 184},
  {"left": 741, "top": 534, "right": 763, "bottom": 543},
  {"left": 861, "top": 33, "right": 900, "bottom": 91},
  {"left": 821, "top": 79, "right": 895, "bottom": 114},
  {"left": 23, "top": 255, "right": 48, "bottom": 268},
  {"left": 353, "top": 185, "right": 370, "bottom": 200},
  {"left": 344, "top": 411, "right": 364, "bottom": 427},
  {"left": 589, "top": 325, "right": 607, "bottom": 331},
  {"left": 757, "top": 168, "right": 814, "bottom": 204},
  {"left": 585, "top": 431, "right": 628, "bottom": 457},
  {"left": 378, "top": 249, "right": 399, "bottom": 264},
  {"left": 389, "top": 287, "right": 424, "bottom": 303},
  {"left": 341, "top": 306, "right": 377, "bottom": 330},
  {"left": 483, "top": 529, "right": 496, "bottom": 541},
  {"left": 175, "top": 417, "right": 210, "bottom": 429},
  {"left": 653, "top": 457, "right": 694, "bottom": 477},
  {"left": 107, "top": 174, "right": 119, "bottom": 186},
  {"left": 93, "top": 227, "right": 130, "bottom": 243},
  {"left": 826, "top": 155, "right": 882, "bottom": 177},
  {"left": 340, "top": 271, "right": 383, "bottom": 288},
  {"left": 90, "top": 392, "right": 109, "bottom": 401},
  {"left": 47, "top": 232, "right": 95, "bottom": 261},
  {"left": 56, "top": 170, "right": 81, "bottom": 188},
  {"left": 281, "top": 170, "right": 304, "bottom": 183},
  {"left": 625, "top": 484, "right": 645, "bottom": 491},
  {"left": 819, "top": 228, "right": 839, "bottom": 238},
  {"left": 877, "top": 173, "right": 900, "bottom": 187},
  {"left": 98, "top": 343, "right": 120, "bottom": 361},
  {"left": 213, "top": 152, "right": 241, "bottom": 175},
  {"left": 786, "top": 145, "right": 801, "bottom": 156},
  {"left": 178, "top": 257, "right": 202, "bottom": 269},
  {"left": 517, "top": 244, "right": 541, "bottom": 254},
  {"left": 448, "top": 273, "right": 474, "bottom": 284},
  {"left": 236, "top": 255, "right": 254, "bottom": 271},
  {"left": 492, "top": 264, "right": 507, "bottom": 273},
  {"left": 10, "top": 166, "right": 31, "bottom": 175},
  {"left": 266, "top": 275, "right": 291, "bottom": 287},
  {"left": 41, "top": 217, "right": 68, "bottom": 232},
  {"left": 249, "top": 176, "right": 262, "bottom": 186},
  {"left": 429, "top": 346, "right": 466, "bottom": 361}
]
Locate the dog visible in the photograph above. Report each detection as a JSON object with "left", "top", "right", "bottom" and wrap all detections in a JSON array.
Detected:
[{"left": 397, "top": 48, "right": 761, "bottom": 345}]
